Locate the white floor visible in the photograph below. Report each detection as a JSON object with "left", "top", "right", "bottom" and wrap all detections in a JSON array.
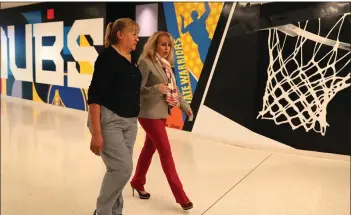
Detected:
[{"left": 1, "top": 96, "right": 350, "bottom": 215}]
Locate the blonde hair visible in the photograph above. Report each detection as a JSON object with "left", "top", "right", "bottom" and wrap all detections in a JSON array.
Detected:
[
  {"left": 140, "top": 31, "right": 174, "bottom": 66},
  {"left": 104, "top": 18, "right": 140, "bottom": 47}
]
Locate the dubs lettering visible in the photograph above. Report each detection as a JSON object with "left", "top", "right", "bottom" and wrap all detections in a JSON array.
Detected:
[{"left": 0, "top": 18, "right": 104, "bottom": 89}]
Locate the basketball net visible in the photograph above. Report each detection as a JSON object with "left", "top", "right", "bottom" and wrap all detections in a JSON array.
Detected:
[{"left": 257, "top": 13, "right": 350, "bottom": 136}]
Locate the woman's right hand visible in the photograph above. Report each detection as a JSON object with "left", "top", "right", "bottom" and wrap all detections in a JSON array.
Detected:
[
  {"left": 158, "top": 83, "right": 169, "bottom": 94},
  {"left": 90, "top": 133, "right": 104, "bottom": 156}
]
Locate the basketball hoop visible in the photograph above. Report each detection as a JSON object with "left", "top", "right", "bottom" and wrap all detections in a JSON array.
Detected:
[{"left": 257, "top": 13, "right": 350, "bottom": 136}]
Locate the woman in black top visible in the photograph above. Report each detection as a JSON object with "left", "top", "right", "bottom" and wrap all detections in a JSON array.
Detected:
[{"left": 87, "top": 18, "right": 141, "bottom": 215}]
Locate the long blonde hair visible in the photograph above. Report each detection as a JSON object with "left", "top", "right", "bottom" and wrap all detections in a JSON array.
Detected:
[
  {"left": 104, "top": 18, "right": 140, "bottom": 47},
  {"left": 140, "top": 31, "right": 174, "bottom": 66}
]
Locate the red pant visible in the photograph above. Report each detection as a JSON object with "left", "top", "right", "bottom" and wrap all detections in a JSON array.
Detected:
[{"left": 130, "top": 118, "right": 189, "bottom": 205}]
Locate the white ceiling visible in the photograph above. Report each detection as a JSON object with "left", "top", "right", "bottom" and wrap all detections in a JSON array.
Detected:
[{"left": 0, "top": 2, "right": 39, "bottom": 9}]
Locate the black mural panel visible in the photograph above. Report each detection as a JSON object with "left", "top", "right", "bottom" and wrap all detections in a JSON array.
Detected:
[
  {"left": 183, "top": 2, "right": 234, "bottom": 131},
  {"left": 204, "top": 2, "right": 351, "bottom": 155}
]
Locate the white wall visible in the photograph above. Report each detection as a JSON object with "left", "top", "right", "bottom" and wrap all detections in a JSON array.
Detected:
[
  {"left": 135, "top": 3, "right": 158, "bottom": 37},
  {"left": 192, "top": 105, "right": 293, "bottom": 151}
]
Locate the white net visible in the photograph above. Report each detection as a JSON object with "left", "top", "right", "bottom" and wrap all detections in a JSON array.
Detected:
[{"left": 257, "top": 13, "right": 351, "bottom": 136}]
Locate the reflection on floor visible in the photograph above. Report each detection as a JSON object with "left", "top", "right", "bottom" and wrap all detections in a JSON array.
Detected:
[{"left": 1, "top": 96, "right": 350, "bottom": 215}]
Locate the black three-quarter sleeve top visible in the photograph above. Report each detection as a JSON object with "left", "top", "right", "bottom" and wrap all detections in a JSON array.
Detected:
[{"left": 87, "top": 46, "right": 142, "bottom": 118}]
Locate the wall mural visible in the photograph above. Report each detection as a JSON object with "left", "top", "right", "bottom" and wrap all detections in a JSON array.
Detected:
[
  {"left": 163, "top": 2, "right": 224, "bottom": 130},
  {"left": 0, "top": 3, "right": 106, "bottom": 111},
  {"left": 0, "top": 2, "right": 225, "bottom": 131},
  {"left": 257, "top": 11, "right": 350, "bottom": 136},
  {"left": 203, "top": 2, "right": 350, "bottom": 155},
  {"left": 1, "top": 2, "right": 349, "bottom": 155}
]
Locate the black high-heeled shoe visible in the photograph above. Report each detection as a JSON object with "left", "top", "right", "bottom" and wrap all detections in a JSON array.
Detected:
[
  {"left": 181, "top": 201, "right": 193, "bottom": 210},
  {"left": 131, "top": 186, "right": 151, "bottom": 199}
]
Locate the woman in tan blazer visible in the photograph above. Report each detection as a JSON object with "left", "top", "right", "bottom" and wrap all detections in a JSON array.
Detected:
[{"left": 130, "top": 31, "right": 193, "bottom": 210}]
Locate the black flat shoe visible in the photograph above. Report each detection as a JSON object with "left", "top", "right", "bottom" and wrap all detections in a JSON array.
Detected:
[{"left": 94, "top": 209, "right": 122, "bottom": 215}]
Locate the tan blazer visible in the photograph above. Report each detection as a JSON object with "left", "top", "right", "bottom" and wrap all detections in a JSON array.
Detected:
[{"left": 137, "top": 56, "right": 191, "bottom": 119}]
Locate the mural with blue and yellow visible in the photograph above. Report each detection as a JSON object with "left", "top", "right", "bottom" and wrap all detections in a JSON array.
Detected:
[
  {"left": 163, "top": 2, "right": 224, "bottom": 129},
  {"left": 1, "top": 2, "right": 224, "bottom": 131},
  {"left": 0, "top": 3, "right": 105, "bottom": 111}
]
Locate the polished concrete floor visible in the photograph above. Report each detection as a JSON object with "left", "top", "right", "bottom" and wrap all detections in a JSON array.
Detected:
[{"left": 1, "top": 96, "right": 350, "bottom": 215}]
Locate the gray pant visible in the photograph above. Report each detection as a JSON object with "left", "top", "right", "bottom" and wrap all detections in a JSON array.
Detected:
[{"left": 88, "top": 106, "right": 138, "bottom": 215}]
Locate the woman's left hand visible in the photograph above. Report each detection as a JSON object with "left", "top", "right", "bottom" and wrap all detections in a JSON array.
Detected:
[
  {"left": 186, "top": 109, "right": 194, "bottom": 121},
  {"left": 186, "top": 109, "right": 193, "bottom": 117}
]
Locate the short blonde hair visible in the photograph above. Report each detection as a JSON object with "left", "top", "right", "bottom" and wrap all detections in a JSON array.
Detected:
[
  {"left": 140, "top": 31, "right": 174, "bottom": 66},
  {"left": 104, "top": 18, "right": 140, "bottom": 47}
]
